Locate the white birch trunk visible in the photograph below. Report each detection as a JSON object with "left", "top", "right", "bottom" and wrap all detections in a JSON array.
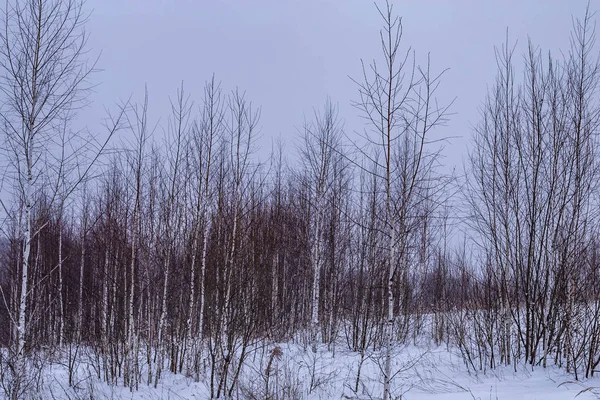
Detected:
[
  {"left": 15, "top": 166, "right": 33, "bottom": 392},
  {"left": 224, "top": 207, "right": 238, "bottom": 329},
  {"left": 155, "top": 251, "right": 171, "bottom": 387},
  {"left": 217, "top": 202, "right": 239, "bottom": 397},
  {"left": 77, "top": 232, "right": 85, "bottom": 342},
  {"left": 111, "top": 250, "right": 118, "bottom": 346},
  {"left": 101, "top": 249, "right": 109, "bottom": 357},
  {"left": 127, "top": 216, "right": 137, "bottom": 390},
  {"left": 310, "top": 214, "right": 322, "bottom": 353},
  {"left": 383, "top": 220, "right": 395, "bottom": 400},
  {"left": 198, "top": 216, "right": 211, "bottom": 342},
  {"left": 58, "top": 225, "right": 64, "bottom": 347},
  {"left": 186, "top": 230, "right": 198, "bottom": 342}
]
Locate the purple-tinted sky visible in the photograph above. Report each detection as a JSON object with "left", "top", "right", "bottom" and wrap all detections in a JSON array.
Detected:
[{"left": 82, "top": 0, "right": 587, "bottom": 169}]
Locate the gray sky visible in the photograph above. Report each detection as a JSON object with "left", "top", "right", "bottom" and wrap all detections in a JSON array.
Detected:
[{"left": 83, "top": 0, "right": 587, "bottom": 170}]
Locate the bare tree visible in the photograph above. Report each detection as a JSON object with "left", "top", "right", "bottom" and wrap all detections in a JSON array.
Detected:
[
  {"left": 121, "top": 89, "right": 152, "bottom": 390},
  {"left": 0, "top": 0, "right": 122, "bottom": 397},
  {"left": 352, "top": 2, "right": 451, "bottom": 398},
  {"left": 152, "top": 83, "right": 192, "bottom": 387},
  {"left": 191, "top": 77, "right": 222, "bottom": 369},
  {"left": 465, "top": 5, "right": 600, "bottom": 377},
  {"left": 298, "top": 98, "right": 344, "bottom": 353}
]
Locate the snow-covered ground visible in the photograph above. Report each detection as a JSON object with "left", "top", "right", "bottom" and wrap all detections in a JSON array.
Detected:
[{"left": 23, "top": 341, "right": 600, "bottom": 400}]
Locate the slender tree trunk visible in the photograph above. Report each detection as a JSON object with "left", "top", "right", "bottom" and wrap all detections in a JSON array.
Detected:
[
  {"left": 15, "top": 165, "right": 33, "bottom": 399},
  {"left": 58, "top": 223, "right": 64, "bottom": 347},
  {"left": 127, "top": 211, "right": 138, "bottom": 390},
  {"left": 101, "top": 248, "right": 109, "bottom": 379},
  {"left": 155, "top": 251, "right": 171, "bottom": 387},
  {"left": 199, "top": 216, "right": 211, "bottom": 342},
  {"left": 185, "top": 227, "right": 199, "bottom": 373},
  {"left": 310, "top": 214, "right": 322, "bottom": 353},
  {"left": 77, "top": 229, "right": 86, "bottom": 342},
  {"left": 383, "top": 220, "right": 395, "bottom": 400}
]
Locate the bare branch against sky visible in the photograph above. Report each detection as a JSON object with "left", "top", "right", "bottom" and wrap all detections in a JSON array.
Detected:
[{"left": 80, "top": 0, "right": 584, "bottom": 167}]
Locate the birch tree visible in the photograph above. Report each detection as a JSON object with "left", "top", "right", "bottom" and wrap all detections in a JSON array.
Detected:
[
  {"left": 154, "top": 84, "right": 191, "bottom": 387},
  {"left": 352, "top": 2, "right": 451, "bottom": 398},
  {"left": 465, "top": 6, "right": 600, "bottom": 375},
  {"left": 192, "top": 77, "right": 222, "bottom": 346},
  {"left": 122, "top": 89, "right": 151, "bottom": 390},
  {"left": 213, "top": 89, "right": 259, "bottom": 398},
  {"left": 0, "top": 0, "right": 96, "bottom": 396},
  {"left": 299, "top": 99, "right": 343, "bottom": 352}
]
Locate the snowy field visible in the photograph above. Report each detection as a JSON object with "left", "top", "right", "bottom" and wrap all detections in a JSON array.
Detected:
[{"left": 21, "top": 341, "right": 600, "bottom": 400}]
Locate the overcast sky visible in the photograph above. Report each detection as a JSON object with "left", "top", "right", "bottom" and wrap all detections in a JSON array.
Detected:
[{"left": 82, "top": 0, "right": 589, "bottom": 171}]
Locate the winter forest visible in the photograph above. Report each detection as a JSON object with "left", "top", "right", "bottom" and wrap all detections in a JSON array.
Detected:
[{"left": 1, "top": 0, "right": 600, "bottom": 399}]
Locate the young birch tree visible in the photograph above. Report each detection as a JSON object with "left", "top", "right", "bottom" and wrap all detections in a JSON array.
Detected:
[
  {"left": 154, "top": 84, "right": 192, "bottom": 387},
  {"left": 190, "top": 77, "right": 222, "bottom": 362},
  {"left": 0, "top": 0, "right": 99, "bottom": 396},
  {"left": 122, "top": 89, "right": 152, "bottom": 390},
  {"left": 352, "top": 2, "right": 451, "bottom": 398},
  {"left": 299, "top": 99, "right": 343, "bottom": 353},
  {"left": 214, "top": 89, "right": 259, "bottom": 398}
]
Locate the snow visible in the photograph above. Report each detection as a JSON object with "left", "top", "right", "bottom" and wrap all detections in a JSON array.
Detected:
[{"left": 20, "top": 341, "right": 600, "bottom": 400}]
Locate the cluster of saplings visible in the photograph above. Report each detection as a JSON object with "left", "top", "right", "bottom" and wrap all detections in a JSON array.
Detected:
[{"left": 1, "top": 0, "right": 600, "bottom": 399}]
